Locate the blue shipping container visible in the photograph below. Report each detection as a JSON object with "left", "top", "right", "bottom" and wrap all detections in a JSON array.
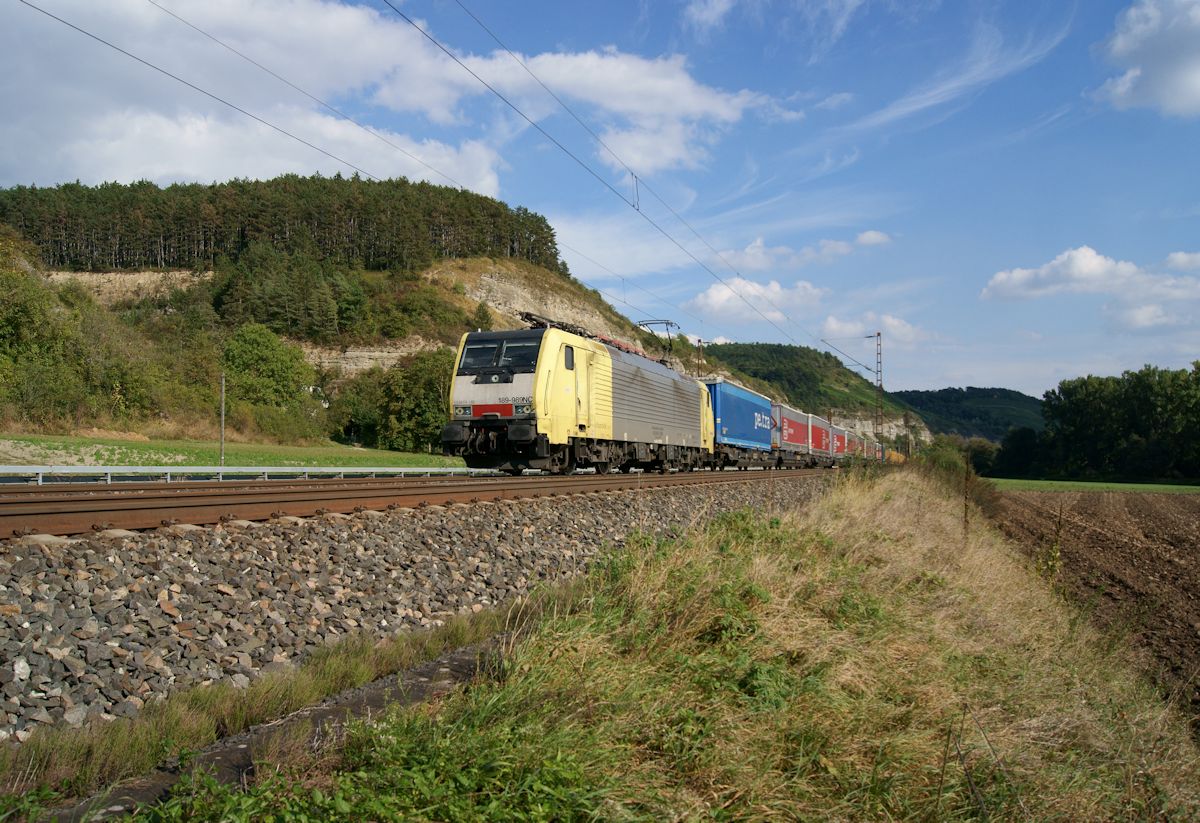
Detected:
[{"left": 705, "top": 380, "right": 773, "bottom": 451}]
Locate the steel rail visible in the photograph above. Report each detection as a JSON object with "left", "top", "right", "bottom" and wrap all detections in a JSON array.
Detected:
[
  {"left": 1, "top": 469, "right": 828, "bottom": 538},
  {"left": 0, "top": 464, "right": 492, "bottom": 486},
  {"left": 0, "top": 474, "right": 510, "bottom": 500}
]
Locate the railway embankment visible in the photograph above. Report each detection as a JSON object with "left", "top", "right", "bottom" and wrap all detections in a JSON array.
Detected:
[
  {"left": 77, "top": 469, "right": 1200, "bottom": 820},
  {"left": 0, "top": 474, "right": 827, "bottom": 790}
]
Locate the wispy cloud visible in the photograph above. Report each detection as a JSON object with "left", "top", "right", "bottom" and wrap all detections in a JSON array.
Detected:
[
  {"left": 845, "top": 17, "right": 1071, "bottom": 132},
  {"left": 683, "top": 0, "right": 739, "bottom": 34}
]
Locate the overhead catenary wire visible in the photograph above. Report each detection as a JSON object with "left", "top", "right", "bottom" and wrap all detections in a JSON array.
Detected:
[
  {"left": 22, "top": 0, "right": 794, "bottom": 359},
  {"left": 22, "top": 0, "right": 694, "bottom": 343},
  {"left": 820, "top": 338, "right": 875, "bottom": 375},
  {"left": 144, "top": 0, "right": 466, "bottom": 189},
  {"left": 382, "top": 0, "right": 803, "bottom": 348},
  {"left": 17, "top": 0, "right": 382, "bottom": 182},
  {"left": 376, "top": 0, "right": 637, "bottom": 210},
  {"left": 557, "top": 240, "right": 730, "bottom": 338},
  {"left": 450, "top": 0, "right": 831, "bottom": 351},
  {"left": 148, "top": 0, "right": 728, "bottom": 347}
]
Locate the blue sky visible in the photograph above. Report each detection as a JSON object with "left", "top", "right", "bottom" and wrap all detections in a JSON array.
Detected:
[{"left": 3, "top": 0, "right": 1199, "bottom": 395}]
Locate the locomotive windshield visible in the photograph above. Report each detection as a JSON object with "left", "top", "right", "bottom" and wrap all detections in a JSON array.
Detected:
[{"left": 456, "top": 330, "right": 544, "bottom": 375}]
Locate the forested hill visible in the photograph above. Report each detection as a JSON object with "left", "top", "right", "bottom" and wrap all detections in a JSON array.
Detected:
[
  {"left": 0, "top": 175, "right": 567, "bottom": 275},
  {"left": 892, "top": 387, "right": 1043, "bottom": 441},
  {"left": 704, "top": 342, "right": 908, "bottom": 417}
]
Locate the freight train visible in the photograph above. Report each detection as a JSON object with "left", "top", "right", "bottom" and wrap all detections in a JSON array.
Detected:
[{"left": 440, "top": 319, "right": 904, "bottom": 474}]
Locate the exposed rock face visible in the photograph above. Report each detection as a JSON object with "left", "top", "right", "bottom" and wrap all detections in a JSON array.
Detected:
[
  {"left": 299, "top": 337, "right": 442, "bottom": 376},
  {"left": 45, "top": 270, "right": 213, "bottom": 305},
  {"left": 0, "top": 475, "right": 828, "bottom": 743},
  {"left": 828, "top": 412, "right": 933, "bottom": 445},
  {"left": 457, "top": 268, "right": 632, "bottom": 343}
]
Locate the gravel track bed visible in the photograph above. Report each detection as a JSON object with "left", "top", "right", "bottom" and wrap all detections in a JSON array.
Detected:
[{"left": 0, "top": 474, "right": 827, "bottom": 742}]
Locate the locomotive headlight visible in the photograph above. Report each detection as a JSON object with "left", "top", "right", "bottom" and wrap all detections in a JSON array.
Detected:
[
  {"left": 454, "top": 405, "right": 471, "bottom": 416},
  {"left": 515, "top": 404, "right": 532, "bottom": 415}
]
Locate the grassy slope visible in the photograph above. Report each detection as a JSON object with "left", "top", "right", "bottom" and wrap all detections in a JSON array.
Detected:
[
  {"left": 705, "top": 341, "right": 908, "bottom": 417},
  {"left": 992, "top": 477, "right": 1200, "bottom": 494},
  {"left": 0, "top": 434, "right": 462, "bottom": 468},
  {"left": 135, "top": 471, "right": 1199, "bottom": 820},
  {"left": 892, "top": 387, "right": 1044, "bottom": 440}
]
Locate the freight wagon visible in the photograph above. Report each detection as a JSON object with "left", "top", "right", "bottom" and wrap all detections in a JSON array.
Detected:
[
  {"left": 832, "top": 426, "right": 848, "bottom": 463},
  {"left": 441, "top": 327, "right": 714, "bottom": 474},
  {"left": 771, "top": 402, "right": 812, "bottom": 468},
  {"left": 808, "top": 414, "right": 833, "bottom": 466},
  {"left": 705, "top": 378, "right": 775, "bottom": 468}
]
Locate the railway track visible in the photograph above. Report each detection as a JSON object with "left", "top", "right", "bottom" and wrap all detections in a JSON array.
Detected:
[{"left": 0, "top": 468, "right": 828, "bottom": 538}]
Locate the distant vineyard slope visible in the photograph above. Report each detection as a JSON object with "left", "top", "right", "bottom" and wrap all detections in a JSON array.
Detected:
[
  {"left": 0, "top": 175, "right": 568, "bottom": 275},
  {"left": 893, "top": 386, "right": 1044, "bottom": 441}
]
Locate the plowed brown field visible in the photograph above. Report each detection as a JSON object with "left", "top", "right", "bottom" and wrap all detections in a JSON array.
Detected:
[{"left": 996, "top": 491, "right": 1200, "bottom": 729}]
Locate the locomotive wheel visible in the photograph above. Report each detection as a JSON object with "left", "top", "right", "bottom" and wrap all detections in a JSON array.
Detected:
[{"left": 594, "top": 462, "right": 610, "bottom": 475}]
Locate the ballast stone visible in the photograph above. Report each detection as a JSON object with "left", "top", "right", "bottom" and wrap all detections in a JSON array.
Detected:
[{"left": 0, "top": 475, "right": 827, "bottom": 741}]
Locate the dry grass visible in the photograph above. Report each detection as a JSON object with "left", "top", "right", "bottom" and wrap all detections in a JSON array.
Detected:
[
  {"left": 793, "top": 470, "right": 1200, "bottom": 819},
  {"left": 130, "top": 468, "right": 1200, "bottom": 820}
]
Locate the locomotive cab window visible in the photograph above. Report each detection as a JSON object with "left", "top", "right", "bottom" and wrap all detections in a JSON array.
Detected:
[
  {"left": 460, "top": 343, "right": 500, "bottom": 370},
  {"left": 456, "top": 331, "right": 544, "bottom": 375},
  {"left": 498, "top": 341, "right": 540, "bottom": 370},
  {"left": 564, "top": 345, "right": 574, "bottom": 370}
]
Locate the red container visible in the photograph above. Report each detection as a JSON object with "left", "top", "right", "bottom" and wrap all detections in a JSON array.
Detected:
[
  {"left": 771, "top": 403, "right": 809, "bottom": 452},
  {"left": 809, "top": 415, "right": 831, "bottom": 455}
]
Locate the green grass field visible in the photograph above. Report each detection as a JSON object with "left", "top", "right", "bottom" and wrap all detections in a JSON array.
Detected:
[
  {"left": 991, "top": 477, "right": 1200, "bottom": 494},
  {"left": 0, "top": 433, "right": 463, "bottom": 469}
]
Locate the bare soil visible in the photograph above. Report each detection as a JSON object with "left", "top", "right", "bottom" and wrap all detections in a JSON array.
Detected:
[{"left": 995, "top": 491, "right": 1200, "bottom": 728}]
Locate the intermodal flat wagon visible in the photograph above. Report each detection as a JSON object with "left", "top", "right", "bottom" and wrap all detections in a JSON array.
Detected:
[
  {"left": 772, "top": 402, "right": 817, "bottom": 467},
  {"left": 832, "top": 426, "right": 848, "bottom": 462},
  {"left": 809, "top": 414, "right": 832, "bottom": 465},
  {"left": 705, "top": 378, "right": 774, "bottom": 467}
]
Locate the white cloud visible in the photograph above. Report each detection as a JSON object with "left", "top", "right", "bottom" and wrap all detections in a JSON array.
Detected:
[
  {"left": 686, "top": 333, "right": 734, "bottom": 345},
  {"left": 821, "top": 314, "right": 868, "bottom": 338},
  {"left": 799, "top": 0, "right": 869, "bottom": 62},
  {"left": 683, "top": 0, "right": 739, "bottom": 32},
  {"left": 553, "top": 210, "right": 695, "bottom": 279},
  {"left": 444, "top": 48, "right": 767, "bottom": 175},
  {"left": 983, "top": 245, "right": 1200, "bottom": 334},
  {"left": 847, "top": 19, "right": 1069, "bottom": 131},
  {"left": 1, "top": 0, "right": 773, "bottom": 187},
  {"left": 821, "top": 311, "right": 928, "bottom": 349},
  {"left": 1109, "top": 303, "right": 1185, "bottom": 331},
  {"left": 716, "top": 232, "right": 890, "bottom": 272},
  {"left": 855, "top": 229, "right": 890, "bottom": 246},
  {"left": 1097, "top": 0, "right": 1200, "bottom": 117},
  {"left": 982, "top": 246, "right": 1140, "bottom": 299},
  {"left": 686, "top": 276, "right": 825, "bottom": 322},
  {"left": 1167, "top": 251, "right": 1200, "bottom": 270},
  {"left": 815, "top": 92, "right": 855, "bottom": 110},
  {"left": 55, "top": 106, "right": 501, "bottom": 195},
  {"left": 981, "top": 245, "right": 1200, "bottom": 301}
]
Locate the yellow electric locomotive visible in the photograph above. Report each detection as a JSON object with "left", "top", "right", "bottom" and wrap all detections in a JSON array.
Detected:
[{"left": 441, "top": 322, "right": 714, "bottom": 474}]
